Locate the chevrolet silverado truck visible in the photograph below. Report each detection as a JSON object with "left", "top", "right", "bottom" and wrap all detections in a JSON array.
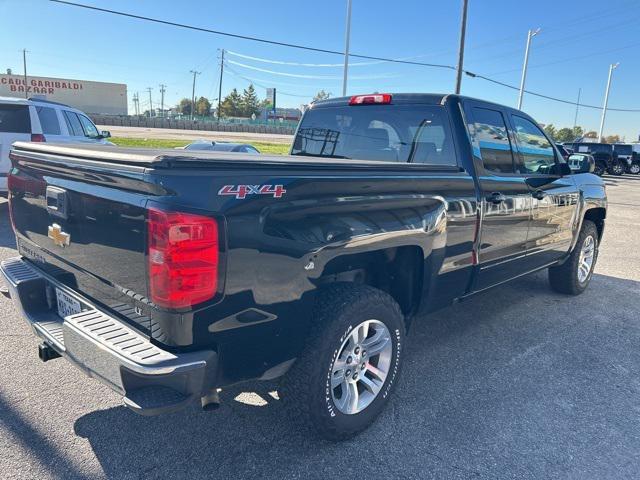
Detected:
[{"left": 2, "top": 93, "right": 607, "bottom": 440}]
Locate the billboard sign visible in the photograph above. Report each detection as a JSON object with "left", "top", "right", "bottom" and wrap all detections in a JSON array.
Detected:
[{"left": 0, "top": 74, "right": 127, "bottom": 115}]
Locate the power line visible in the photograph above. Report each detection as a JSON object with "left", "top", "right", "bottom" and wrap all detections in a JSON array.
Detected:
[
  {"left": 226, "top": 50, "right": 384, "bottom": 68},
  {"left": 49, "top": 0, "right": 455, "bottom": 71},
  {"left": 50, "top": 0, "right": 640, "bottom": 113}
]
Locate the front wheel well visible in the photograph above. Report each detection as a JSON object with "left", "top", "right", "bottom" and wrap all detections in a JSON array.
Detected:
[
  {"left": 583, "top": 207, "right": 606, "bottom": 240},
  {"left": 318, "top": 246, "right": 424, "bottom": 319}
]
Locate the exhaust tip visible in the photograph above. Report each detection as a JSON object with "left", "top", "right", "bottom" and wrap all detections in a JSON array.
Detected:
[
  {"left": 38, "top": 343, "right": 61, "bottom": 362},
  {"left": 201, "top": 389, "right": 221, "bottom": 411}
]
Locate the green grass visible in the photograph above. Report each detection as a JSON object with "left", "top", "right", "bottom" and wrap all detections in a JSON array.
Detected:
[{"left": 108, "top": 137, "right": 291, "bottom": 155}]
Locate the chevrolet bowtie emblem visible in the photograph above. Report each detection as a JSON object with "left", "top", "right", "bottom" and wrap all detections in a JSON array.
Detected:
[{"left": 48, "top": 223, "right": 70, "bottom": 248}]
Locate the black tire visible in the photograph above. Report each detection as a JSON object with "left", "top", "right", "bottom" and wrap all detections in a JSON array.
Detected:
[
  {"left": 608, "top": 160, "right": 625, "bottom": 176},
  {"left": 548, "top": 220, "right": 599, "bottom": 295},
  {"left": 281, "top": 283, "right": 405, "bottom": 441},
  {"left": 593, "top": 161, "right": 606, "bottom": 176}
]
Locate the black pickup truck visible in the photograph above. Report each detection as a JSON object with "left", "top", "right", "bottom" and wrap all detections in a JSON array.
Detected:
[{"left": 2, "top": 93, "right": 607, "bottom": 440}]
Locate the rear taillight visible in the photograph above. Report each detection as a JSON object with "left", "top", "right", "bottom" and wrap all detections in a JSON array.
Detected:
[
  {"left": 349, "top": 93, "right": 392, "bottom": 105},
  {"left": 30, "top": 133, "right": 46, "bottom": 142},
  {"left": 147, "top": 208, "right": 219, "bottom": 309}
]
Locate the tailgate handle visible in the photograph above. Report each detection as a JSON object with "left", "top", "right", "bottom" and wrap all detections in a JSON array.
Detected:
[{"left": 46, "top": 186, "right": 68, "bottom": 219}]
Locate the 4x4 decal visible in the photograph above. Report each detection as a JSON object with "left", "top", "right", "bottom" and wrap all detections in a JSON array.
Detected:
[{"left": 218, "top": 184, "right": 286, "bottom": 199}]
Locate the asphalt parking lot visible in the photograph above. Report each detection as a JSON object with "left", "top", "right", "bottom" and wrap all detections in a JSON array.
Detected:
[{"left": 1, "top": 175, "right": 639, "bottom": 480}]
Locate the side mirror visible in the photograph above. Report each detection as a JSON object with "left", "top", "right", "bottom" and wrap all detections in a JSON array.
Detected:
[
  {"left": 100, "top": 130, "right": 111, "bottom": 138},
  {"left": 579, "top": 156, "right": 596, "bottom": 174},
  {"left": 550, "top": 162, "right": 572, "bottom": 176}
]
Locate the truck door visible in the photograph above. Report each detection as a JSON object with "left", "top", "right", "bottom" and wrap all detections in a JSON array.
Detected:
[
  {"left": 508, "top": 113, "right": 580, "bottom": 267},
  {"left": 465, "top": 104, "right": 533, "bottom": 290}
]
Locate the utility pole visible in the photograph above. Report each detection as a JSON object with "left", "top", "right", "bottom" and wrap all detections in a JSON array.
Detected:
[
  {"left": 159, "top": 84, "right": 166, "bottom": 118},
  {"left": 517, "top": 28, "right": 541, "bottom": 110},
  {"left": 134, "top": 92, "right": 140, "bottom": 116},
  {"left": 146, "top": 87, "right": 153, "bottom": 117},
  {"left": 454, "top": 0, "right": 469, "bottom": 94},
  {"left": 217, "top": 49, "right": 225, "bottom": 122},
  {"left": 22, "top": 49, "right": 29, "bottom": 99},
  {"left": 573, "top": 88, "right": 581, "bottom": 129},
  {"left": 190, "top": 70, "right": 201, "bottom": 121},
  {"left": 342, "top": 0, "right": 352, "bottom": 97},
  {"left": 598, "top": 63, "right": 619, "bottom": 141}
]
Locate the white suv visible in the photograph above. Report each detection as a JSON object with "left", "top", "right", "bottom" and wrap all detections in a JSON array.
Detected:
[{"left": 0, "top": 96, "right": 112, "bottom": 196}]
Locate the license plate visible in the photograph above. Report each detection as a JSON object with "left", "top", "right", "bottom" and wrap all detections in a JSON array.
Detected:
[{"left": 55, "top": 288, "right": 82, "bottom": 319}]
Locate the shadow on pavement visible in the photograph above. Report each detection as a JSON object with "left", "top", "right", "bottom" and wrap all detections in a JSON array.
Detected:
[{"left": 70, "top": 272, "right": 640, "bottom": 479}]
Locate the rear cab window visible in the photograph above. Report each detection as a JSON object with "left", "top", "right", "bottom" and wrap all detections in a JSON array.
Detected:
[
  {"left": 36, "top": 106, "right": 61, "bottom": 135},
  {"left": 291, "top": 103, "right": 457, "bottom": 166},
  {"left": 0, "top": 104, "right": 31, "bottom": 133}
]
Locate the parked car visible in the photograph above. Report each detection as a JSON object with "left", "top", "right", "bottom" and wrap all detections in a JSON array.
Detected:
[
  {"left": 0, "top": 96, "right": 111, "bottom": 197},
  {"left": 613, "top": 144, "right": 640, "bottom": 174},
  {"left": 564, "top": 142, "right": 624, "bottom": 176},
  {"left": 2, "top": 93, "right": 606, "bottom": 440},
  {"left": 180, "top": 140, "right": 260, "bottom": 154}
]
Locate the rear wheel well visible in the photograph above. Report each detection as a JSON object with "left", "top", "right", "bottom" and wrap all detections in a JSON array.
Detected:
[
  {"left": 318, "top": 246, "right": 424, "bottom": 320},
  {"left": 584, "top": 207, "right": 606, "bottom": 240}
]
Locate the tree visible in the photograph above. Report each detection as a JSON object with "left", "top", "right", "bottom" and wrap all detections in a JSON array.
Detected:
[
  {"left": 543, "top": 124, "right": 557, "bottom": 141},
  {"left": 195, "top": 96, "right": 212, "bottom": 117},
  {"left": 313, "top": 90, "right": 332, "bottom": 102},
  {"left": 177, "top": 98, "right": 193, "bottom": 116},
  {"left": 584, "top": 131, "right": 598, "bottom": 139},
  {"left": 219, "top": 88, "right": 242, "bottom": 117},
  {"left": 604, "top": 134, "right": 621, "bottom": 144},
  {"left": 241, "top": 84, "right": 260, "bottom": 117}
]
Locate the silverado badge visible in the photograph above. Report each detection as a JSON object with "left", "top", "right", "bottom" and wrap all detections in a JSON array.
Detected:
[{"left": 48, "top": 223, "right": 70, "bottom": 248}]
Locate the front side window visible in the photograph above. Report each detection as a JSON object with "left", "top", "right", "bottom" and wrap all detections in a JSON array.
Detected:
[
  {"left": 291, "top": 104, "right": 457, "bottom": 166},
  {"left": 511, "top": 115, "right": 556, "bottom": 174},
  {"left": 63, "top": 111, "right": 84, "bottom": 136},
  {"left": 78, "top": 114, "right": 99, "bottom": 138},
  {"left": 36, "top": 106, "right": 61, "bottom": 135},
  {"left": 471, "top": 107, "right": 514, "bottom": 174}
]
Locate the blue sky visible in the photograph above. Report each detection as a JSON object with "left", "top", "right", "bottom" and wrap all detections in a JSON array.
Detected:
[{"left": 1, "top": 0, "right": 639, "bottom": 139}]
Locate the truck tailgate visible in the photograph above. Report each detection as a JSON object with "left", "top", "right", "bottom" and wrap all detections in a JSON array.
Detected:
[{"left": 8, "top": 145, "right": 154, "bottom": 336}]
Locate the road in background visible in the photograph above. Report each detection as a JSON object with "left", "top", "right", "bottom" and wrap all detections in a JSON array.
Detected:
[
  {"left": 0, "top": 176, "right": 639, "bottom": 479},
  {"left": 97, "top": 125, "right": 294, "bottom": 144}
]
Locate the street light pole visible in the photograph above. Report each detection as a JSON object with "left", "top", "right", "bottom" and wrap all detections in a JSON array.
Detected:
[
  {"left": 454, "top": 0, "right": 469, "bottom": 94},
  {"left": 598, "top": 63, "right": 619, "bottom": 141},
  {"left": 517, "top": 28, "right": 541, "bottom": 110},
  {"left": 341, "top": 0, "right": 352, "bottom": 97},
  {"left": 190, "top": 70, "right": 201, "bottom": 122},
  {"left": 22, "top": 49, "right": 29, "bottom": 99}
]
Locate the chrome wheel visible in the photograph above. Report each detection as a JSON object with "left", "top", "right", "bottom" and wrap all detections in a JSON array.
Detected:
[
  {"left": 577, "top": 235, "right": 596, "bottom": 283},
  {"left": 330, "top": 319, "right": 392, "bottom": 415},
  {"left": 629, "top": 164, "right": 640, "bottom": 174}
]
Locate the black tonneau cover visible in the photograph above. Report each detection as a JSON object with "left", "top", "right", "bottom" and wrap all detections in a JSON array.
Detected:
[{"left": 10, "top": 142, "right": 461, "bottom": 171}]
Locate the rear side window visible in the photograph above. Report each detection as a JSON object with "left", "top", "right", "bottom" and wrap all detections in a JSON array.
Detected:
[
  {"left": 63, "top": 111, "right": 84, "bottom": 136},
  {"left": 292, "top": 104, "right": 457, "bottom": 166},
  {"left": 0, "top": 104, "right": 30, "bottom": 133},
  {"left": 511, "top": 115, "right": 556, "bottom": 173},
  {"left": 472, "top": 107, "right": 514, "bottom": 174},
  {"left": 36, "top": 106, "right": 61, "bottom": 135}
]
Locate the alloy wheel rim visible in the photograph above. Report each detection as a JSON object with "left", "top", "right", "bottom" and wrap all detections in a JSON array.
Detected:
[
  {"left": 330, "top": 319, "right": 393, "bottom": 415},
  {"left": 631, "top": 165, "right": 640, "bottom": 174},
  {"left": 577, "top": 235, "right": 596, "bottom": 283}
]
